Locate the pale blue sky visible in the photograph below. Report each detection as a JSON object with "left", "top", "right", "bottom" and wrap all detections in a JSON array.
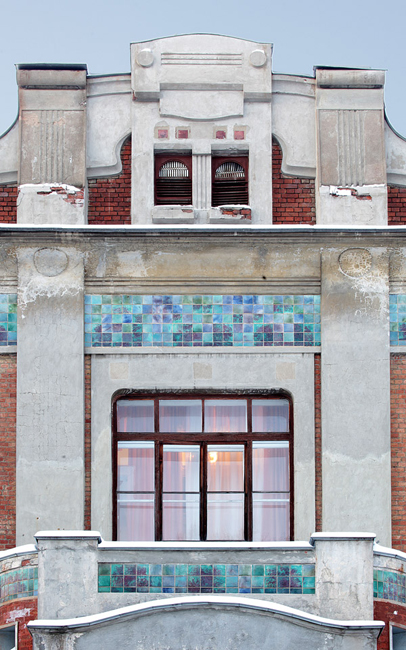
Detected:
[{"left": 0, "top": 0, "right": 405, "bottom": 137}]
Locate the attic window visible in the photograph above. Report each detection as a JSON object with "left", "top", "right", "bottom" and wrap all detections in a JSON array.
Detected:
[
  {"left": 212, "top": 156, "right": 249, "bottom": 207},
  {"left": 155, "top": 154, "right": 192, "bottom": 205}
]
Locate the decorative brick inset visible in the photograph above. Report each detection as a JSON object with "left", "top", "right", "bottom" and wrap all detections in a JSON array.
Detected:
[
  {"left": 0, "top": 355, "right": 16, "bottom": 550},
  {"left": 85, "top": 294, "right": 321, "bottom": 348},
  {"left": 391, "top": 353, "right": 406, "bottom": 552},
  {"left": 98, "top": 563, "right": 315, "bottom": 595},
  {"left": 314, "top": 353, "right": 322, "bottom": 532},
  {"left": 87, "top": 137, "right": 131, "bottom": 225},
  {"left": 0, "top": 184, "right": 17, "bottom": 223},
  {"left": 272, "top": 138, "right": 316, "bottom": 224},
  {"left": 84, "top": 355, "right": 91, "bottom": 530},
  {"left": 388, "top": 186, "right": 406, "bottom": 225}
]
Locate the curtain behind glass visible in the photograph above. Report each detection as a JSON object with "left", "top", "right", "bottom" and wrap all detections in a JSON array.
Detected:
[
  {"left": 117, "top": 441, "right": 154, "bottom": 541},
  {"left": 205, "top": 400, "right": 247, "bottom": 432},
  {"left": 117, "top": 400, "right": 154, "bottom": 432},
  {"left": 253, "top": 441, "right": 289, "bottom": 541},
  {"left": 207, "top": 445, "right": 244, "bottom": 540}
]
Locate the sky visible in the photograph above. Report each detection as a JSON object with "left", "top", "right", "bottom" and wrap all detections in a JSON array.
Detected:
[{"left": 0, "top": 0, "right": 405, "bottom": 137}]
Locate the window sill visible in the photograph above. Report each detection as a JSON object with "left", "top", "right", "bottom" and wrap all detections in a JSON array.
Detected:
[
  {"left": 152, "top": 205, "right": 195, "bottom": 224},
  {"left": 209, "top": 206, "right": 252, "bottom": 224}
]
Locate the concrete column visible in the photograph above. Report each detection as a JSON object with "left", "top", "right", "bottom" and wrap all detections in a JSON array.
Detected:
[
  {"left": 315, "top": 68, "right": 387, "bottom": 225},
  {"left": 35, "top": 531, "right": 100, "bottom": 619},
  {"left": 16, "top": 65, "right": 87, "bottom": 224},
  {"left": 192, "top": 152, "right": 211, "bottom": 211},
  {"left": 321, "top": 247, "right": 391, "bottom": 545},
  {"left": 16, "top": 247, "right": 85, "bottom": 543},
  {"left": 312, "top": 533, "right": 375, "bottom": 620}
]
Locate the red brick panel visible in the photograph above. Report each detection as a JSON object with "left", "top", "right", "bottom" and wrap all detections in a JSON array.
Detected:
[
  {"left": 390, "top": 354, "right": 406, "bottom": 552},
  {"left": 314, "top": 353, "right": 322, "bottom": 532},
  {"left": 87, "top": 137, "right": 131, "bottom": 224},
  {"left": 84, "top": 355, "right": 91, "bottom": 529},
  {"left": 388, "top": 186, "right": 406, "bottom": 225},
  {"left": 272, "top": 139, "right": 316, "bottom": 224},
  {"left": 0, "top": 355, "right": 16, "bottom": 550},
  {"left": 375, "top": 601, "right": 406, "bottom": 650},
  {"left": 0, "top": 599, "right": 37, "bottom": 650},
  {"left": 0, "top": 184, "right": 17, "bottom": 223}
]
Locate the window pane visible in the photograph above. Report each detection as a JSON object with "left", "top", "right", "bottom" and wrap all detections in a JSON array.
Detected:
[
  {"left": 204, "top": 400, "right": 247, "bottom": 432},
  {"left": 252, "top": 399, "right": 289, "bottom": 432},
  {"left": 162, "top": 493, "right": 200, "bottom": 540},
  {"left": 207, "top": 493, "right": 244, "bottom": 540},
  {"left": 117, "top": 400, "right": 154, "bottom": 433},
  {"left": 253, "top": 493, "right": 290, "bottom": 541},
  {"left": 163, "top": 445, "right": 200, "bottom": 492},
  {"left": 117, "top": 441, "right": 154, "bottom": 492},
  {"left": 253, "top": 442, "right": 289, "bottom": 492},
  {"left": 117, "top": 493, "right": 154, "bottom": 541},
  {"left": 159, "top": 400, "right": 202, "bottom": 432},
  {"left": 207, "top": 445, "right": 244, "bottom": 491}
]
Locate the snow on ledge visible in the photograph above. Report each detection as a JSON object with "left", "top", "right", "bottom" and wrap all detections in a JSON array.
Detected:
[
  {"left": 27, "top": 596, "right": 385, "bottom": 632},
  {"left": 0, "top": 544, "right": 37, "bottom": 561},
  {"left": 99, "top": 540, "right": 314, "bottom": 552},
  {"left": 310, "top": 532, "right": 376, "bottom": 543},
  {"left": 374, "top": 543, "right": 406, "bottom": 562}
]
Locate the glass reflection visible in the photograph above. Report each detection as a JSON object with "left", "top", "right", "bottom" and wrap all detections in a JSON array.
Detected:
[{"left": 253, "top": 441, "right": 289, "bottom": 492}]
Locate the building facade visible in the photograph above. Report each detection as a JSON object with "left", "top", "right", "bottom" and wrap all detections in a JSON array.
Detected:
[{"left": 0, "top": 33, "right": 406, "bottom": 650}]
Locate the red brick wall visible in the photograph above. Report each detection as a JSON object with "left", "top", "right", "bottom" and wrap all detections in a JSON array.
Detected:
[
  {"left": 390, "top": 354, "right": 406, "bottom": 551},
  {"left": 0, "top": 184, "right": 17, "bottom": 223},
  {"left": 388, "top": 186, "right": 406, "bottom": 225},
  {"left": 84, "top": 355, "right": 91, "bottom": 529},
  {"left": 314, "top": 353, "right": 322, "bottom": 532},
  {"left": 375, "top": 601, "right": 406, "bottom": 650},
  {"left": 272, "top": 138, "right": 316, "bottom": 224},
  {"left": 0, "top": 599, "right": 37, "bottom": 650},
  {"left": 87, "top": 137, "right": 131, "bottom": 224},
  {"left": 0, "top": 355, "right": 16, "bottom": 550}
]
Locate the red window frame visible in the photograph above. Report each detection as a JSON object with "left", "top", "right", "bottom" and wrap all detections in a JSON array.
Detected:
[{"left": 112, "top": 391, "right": 294, "bottom": 542}]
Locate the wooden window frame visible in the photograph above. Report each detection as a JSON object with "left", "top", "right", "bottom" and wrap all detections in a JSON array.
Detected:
[
  {"left": 211, "top": 155, "right": 249, "bottom": 207},
  {"left": 154, "top": 153, "right": 193, "bottom": 206},
  {"left": 112, "top": 390, "right": 293, "bottom": 542}
]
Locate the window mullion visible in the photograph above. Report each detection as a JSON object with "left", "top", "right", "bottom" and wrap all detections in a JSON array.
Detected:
[
  {"left": 245, "top": 441, "right": 252, "bottom": 541},
  {"left": 201, "top": 442, "right": 207, "bottom": 541},
  {"left": 155, "top": 441, "right": 162, "bottom": 541}
]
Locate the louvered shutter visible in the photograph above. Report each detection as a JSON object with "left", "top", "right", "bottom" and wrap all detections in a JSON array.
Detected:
[
  {"left": 155, "top": 155, "right": 192, "bottom": 205},
  {"left": 212, "top": 157, "right": 249, "bottom": 207}
]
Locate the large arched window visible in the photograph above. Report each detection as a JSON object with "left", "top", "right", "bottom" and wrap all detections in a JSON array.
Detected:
[
  {"left": 113, "top": 393, "right": 293, "bottom": 542},
  {"left": 154, "top": 154, "right": 192, "bottom": 205}
]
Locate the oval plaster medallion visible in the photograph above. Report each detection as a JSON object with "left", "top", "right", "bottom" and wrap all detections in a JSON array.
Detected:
[
  {"left": 136, "top": 48, "right": 154, "bottom": 67},
  {"left": 338, "top": 248, "right": 372, "bottom": 278},
  {"left": 34, "top": 248, "right": 68, "bottom": 277},
  {"left": 249, "top": 49, "right": 267, "bottom": 67}
]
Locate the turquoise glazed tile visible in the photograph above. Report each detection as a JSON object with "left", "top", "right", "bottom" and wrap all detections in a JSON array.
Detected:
[
  {"left": 0, "top": 566, "right": 38, "bottom": 603},
  {"left": 85, "top": 295, "right": 321, "bottom": 347},
  {"left": 97, "top": 563, "right": 316, "bottom": 596},
  {"left": 0, "top": 294, "right": 17, "bottom": 346}
]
